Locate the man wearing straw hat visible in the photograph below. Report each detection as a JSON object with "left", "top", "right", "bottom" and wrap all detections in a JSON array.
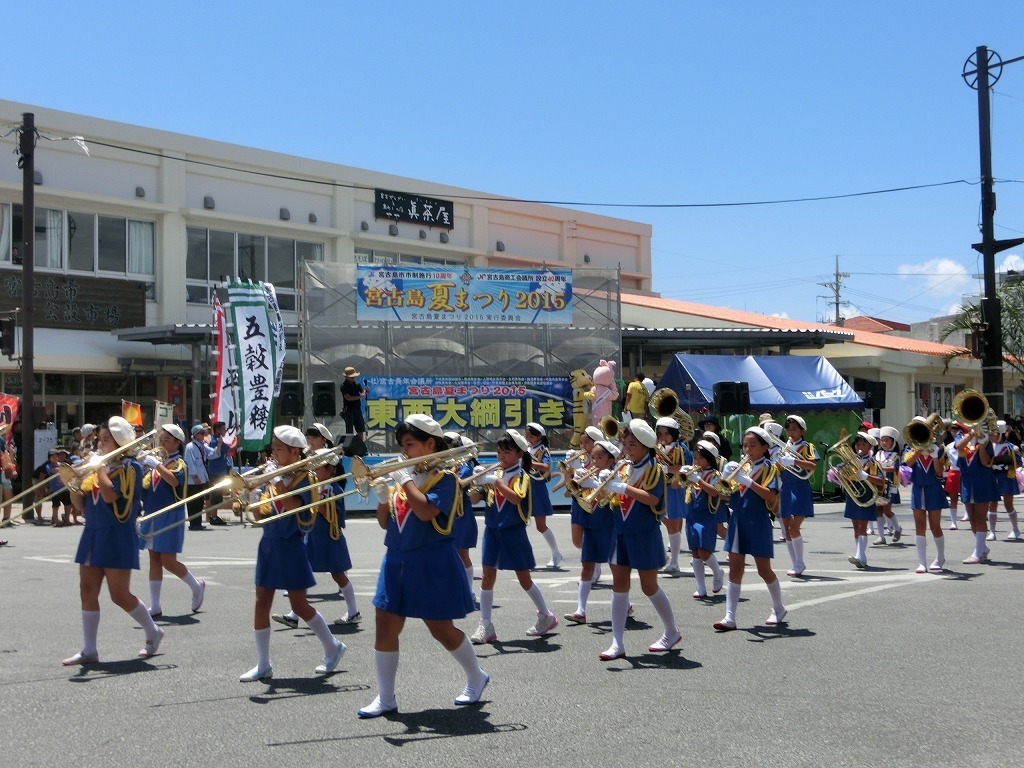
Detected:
[{"left": 341, "top": 366, "right": 368, "bottom": 452}]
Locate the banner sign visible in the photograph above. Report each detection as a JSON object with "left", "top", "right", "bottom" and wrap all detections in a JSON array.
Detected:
[
  {"left": 364, "top": 376, "right": 573, "bottom": 432},
  {"left": 356, "top": 266, "right": 573, "bottom": 324},
  {"left": 0, "top": 271, "right": 146, "bottom": 331},
  {"left": 122, "top": 400, "right": 143, "bottom": 427},
  {"left": 211, "top": 293, "right": 240, "bottom": 445},
  {"left": 261, "top": 282, "right": 286, "bottom": 397},
  {"left": 374, "top": 189, "right": 454, "bottom": 229},
  {"left": 154, "top": 400, "right": 175, "bottom": 427},
  {"left": 228, "top": 282, "right": 279, "bottom": 451}
]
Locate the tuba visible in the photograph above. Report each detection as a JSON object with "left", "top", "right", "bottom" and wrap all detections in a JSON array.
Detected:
[
  {"left": 825, "top": 431, "right": 879, "bottom": 508},
  {"left": 598, "top": 415, "right": 622, "bottom": 442},
  {"left": 648, "top": 387, "right": 696, "bottom": 441},
  {"left": 951, "top": 389, "right": 998, "bottom": 439},
  {"left": 903, "top": 413, "right": 944, "bottom": 462}
]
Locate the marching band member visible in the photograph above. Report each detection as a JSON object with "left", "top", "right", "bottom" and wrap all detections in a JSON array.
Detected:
[
  {"left": 62, "top": 417, "right": 165, "bottom": 666},
  {"left": 468, "top": 429, "right": 558, "bottom": 645},
  {"left": 701, "top": 430, "right": 726, "bottom": 470},
  {"left": 563, "top": 439, "right": 617, "bottom": 624},
  {"left": 600, "top": 419, "right": 681, "bottom": 660},
  {"left": 273, "top": 449, "right": 359, "bottom": 628},
  {"left": 777, "top": 415, "right": 818, "bottom": 576},
  {"left": 138, "top": 424, "right": 206, "bottom": 617},
  {"left": 685, "top": 440, "right": 727, "bottom": 599},
  {"left": 714, "top": 427, "right": 787, "bottom": 631},
  {"left": 988, "top": 422, "right": 1022, "bottom": 541},
  {"left": 956, "top": 422, "right": 997, "bottom": 564},
  {"left": 568, "top": 426, "right": 603, "bottom": 559},
  {"left": 241, "top": 426, "right": 345, "bottom": 683},
  {"left": 525, "top": 423, "right": 563, "bottom": 569},
  {"left": 873, "top": 427, "right": 903, "bottom": 544},
  {"left": 656, "top": 416, "right": 691, "bottom": 575},
  {"left": 359, "top": 415, "right": 487, "bottom": 718},
  {"left": 902, "top": 421, "right": 948, "bottom": 573},
  {"left": 945, "top": 432, "right": 963, "bottom": 529},
  {"left": 840, "top": 432, "right": 886, "bottom": 569},
  {"left": 446, "top": 431, "right": 481, "bottom": 607}
]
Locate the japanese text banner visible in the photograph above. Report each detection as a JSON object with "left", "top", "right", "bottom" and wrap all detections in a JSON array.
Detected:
[
  {"left": 356, "top": 266, "right": 572, "bottom": 324},
  {"left": 212, "top": 293, "right": 240, "bottom": 445},
  {"left": 228, "top": 282, "right": 278, "bottom": 451},
  {"left": 364, "top": 376, "right": 573, "bottom": 432}
]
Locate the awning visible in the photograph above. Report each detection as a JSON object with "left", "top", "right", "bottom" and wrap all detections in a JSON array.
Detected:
[{"left": 657, "top": 354, "right": 863, "bottom": 412}]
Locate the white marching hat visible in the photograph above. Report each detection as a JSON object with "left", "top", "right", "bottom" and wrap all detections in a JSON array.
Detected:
[
  {"left": 879, "top": 426, "right": 900, "bottom": 442},
  {"left": 404, "top": 413, "right": 444, "bottom": 438},
  {"left": 655, "top": 416, "right": 679, "bottom": 431},
  {"left": 80, "top": 423, "right": 96, "bottom": 438},
  {"left": 595, "top": 440, "right": 621, "bottom": 458},
  {"left": 785, "top": 414, "right": 807, "bottom": 430},
  {"left": 107, "top": 416, "right": 136, "bottom": 447},
  {"left": 504, "top": 429, "right": 531, "bottom": 452},
  {"left": 161, "top": 424, "right": 185, "bottom": 444},
  {"left": 701, "top": 430, "right": 721, "bottom": 446},
  {"left": 307, "top": 423, "right": 333, "bottom": 442},
  {"left": 526, "top": 422, "right": 546, "bottom": 437},
  {"left": 314, "top": 447, "right": 341, "bottom": 466},
  {"left": 745, "top": 426, "right": 772, "bottom": 444},
  {"left": 273, "top": 425, "right": 308, "bottom": 450},
  {"left": 626, "top": 418, "right": 658, "bottom": 449},
  {"left": 856, "top": 431, "right": 878, "bottom": 447},
  {"left": 584, "top": 426, "right": 604, "bottom": 443},
  {"left": 696, "top": 439, "right": 721, "bottom": 463}
]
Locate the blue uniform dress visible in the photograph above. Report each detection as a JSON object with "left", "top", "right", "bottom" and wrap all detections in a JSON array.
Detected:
[
  {"left": 372, "top": 469, "right": 474, "bottom": 620},
  {"left": 991, "top": 442, "right": 1021, "bottom": 496},
  {"left": 529, "top": 445, "right": 553, "bottom": 517},
  {"left": 685, "top": 469, "right": 727, "bottom": 552},
  {"left": 959, "top": 442, "right": 998, "bottom": 504},
  {"left": 138, "top": 453, "right": 188, "bottom": 554},
  {"left": 453, "top": 462, "right": 479, "bottom": 550},
  {"left": 565, "top": 452, "right": 589, "bottom": 527},
  {"left": 725, "top": 457, "right": 779, "bottom": 559},
  {"left": 843, "top": 455, "right": 882, "bottom": 521},
  {"left": 579, "top": 470, "right": 614, "bottom": 564},
  {"left": 254, "top": 473, "right": 316, "bottom": 591},
  {"left": 304, "top": 480, "right": 352, "bottom": 573},
  {"left": 608, "top": 455, "right": 667, "bottom": 571},
  {"left": 74, "top": 459, "right": 144, "bottom": 570},
  {"left": 905, "top": 451, "right": 949, "bottom": 511},
  {"left": 663, "top": 442, "right": 691, "bottom": 521},
  {"left": 480, "top": 465, "right": 535, "bottom": 570},
  {"left": 779, "top": 440, "right": 817, "bottom": 519},
  {"left": 876, "top": 448, "right": 902, "bottom": 505}
]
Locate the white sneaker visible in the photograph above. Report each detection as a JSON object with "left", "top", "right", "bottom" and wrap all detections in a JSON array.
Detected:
[
  {"left": 959, "top": 515, "right": 970, "bottom": 522},
  {"left": 929, "top": 559, "right": 945, "bottom": 572},
  {"left": 986, "top": 532, "right": 997, "bottom": 541},
  {"left": 648, "top": 627, "right": 682, "bottom": 652},
  {"left": 848, "top": 556, "right": 866, "bottom": 569},
  {"left": 357, "top": 696, "right": 398, "bottom": 718},
  {"left": 915, "top": 564, "right": 927, "bottom": 574},
  {"left": 138, "top": 628, "right": 165, "bottom": 659},
  {"left": 872, "top": 537, "right": 887, "bottom": 546},
  {"left": 271, "top": 613, "right": 298, "bottom": 630},
  {"left": 948, "top": 523, "right": 959, "bottom": 531},
  {"left": 525, "top": 611, "right": 558, "bottom": 636},
  {"left": 660, "top": 563, "right": 680, "bottom": 575},
  {"left": 314, "top": 641, "right": 346, "bottom": 674},
  {"left": 454, "top": 672, "right": 490, "bottom": 705},
  {"left": 1006, "top": 531, "right": 1022, "bottom": 542},
  {"left": 765, "top": 608, "right": 788, "bottom": 626},
  {"left": 191, "top": 579, "right": 206, "bottom": 613},
  {"left": 546, "top": 552, "right": 564, "bottom": 569},
  {"left": 711, "top": 570, "right": 724, "bottom": 593},
  {"left": 239, "top": 665, "right": 273, "bottom": 682},
  {"left": 336, "top": 612, "right": 361, "bottom": 624},
  {"left": 470, "top": 620, "right": 496, "bottom": 645}
]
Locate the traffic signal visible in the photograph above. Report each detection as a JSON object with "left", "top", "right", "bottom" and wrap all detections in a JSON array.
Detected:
[
  {"left": 0, "top": 318, "right": 15, "bottom": 359},
  {"left": 713, "top": 381, "right": 750, "bottom": 415},
  {"left": 312, "top": 381, "right": 336, "bottom": 418},
  {"left": 278, "top": 380, "right": 304, "bottom": 418}
]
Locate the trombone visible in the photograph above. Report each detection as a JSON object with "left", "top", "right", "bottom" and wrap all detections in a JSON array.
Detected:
[
  {"left": 348, "top": 443, "right": 480, "bottom": 497},
  {"left": 459, "top": 461, "right": 503, "bottom": 489},
  {"left": 762, "top": 431, "right": 814, "bottom": 480}
]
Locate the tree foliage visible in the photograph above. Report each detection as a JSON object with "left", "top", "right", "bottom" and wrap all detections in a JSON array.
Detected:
[{"left": 941, "top": 278, "right": 1024, "bottom": 382}]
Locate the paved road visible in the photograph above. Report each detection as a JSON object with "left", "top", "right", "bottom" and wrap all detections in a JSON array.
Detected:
[{"left": 1, "top": 504, "right": 1021, "bottom": 767}]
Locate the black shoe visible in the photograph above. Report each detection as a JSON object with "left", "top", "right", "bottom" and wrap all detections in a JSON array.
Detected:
[
  {"left": 209, "top": 517, "right": 227, "bottom": 526},
  {"left": 189, "top": 525, "right": 209, "bottom": 531}
]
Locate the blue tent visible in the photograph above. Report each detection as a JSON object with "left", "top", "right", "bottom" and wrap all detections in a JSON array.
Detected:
[{"left": 658, "top": 354, "right": 863, "bottom": 413}]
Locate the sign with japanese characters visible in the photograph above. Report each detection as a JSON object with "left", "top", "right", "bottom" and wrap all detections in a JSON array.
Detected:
[
  {"left": 356, "top": 266, "right": 573, "bottom": 324},
  {"left": 0, "top": 270, "right": 145, "bottom": 331},
  {"left": 363, "top": 376, "right": 573, "bottom": 432},
  {"left": 228, "top": 282, "right": 279, "bottom": 451},
  {"left": 374, "top": 189, "right": 454, "bottom": 229}
]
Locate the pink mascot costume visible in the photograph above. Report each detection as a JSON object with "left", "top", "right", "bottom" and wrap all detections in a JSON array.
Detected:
[{"left": 589, "top": 360, "right": 618, "bottom": 427}]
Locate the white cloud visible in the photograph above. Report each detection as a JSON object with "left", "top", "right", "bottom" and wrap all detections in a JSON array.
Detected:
[
  {"left": 944, "top": 301, "right": 964, "bottom": 316},
  {"left": 768, "top": 311, "right": 790, "bottom": 319},
  {"left": 897, "top": 258, "right": 971, "bottom": 295},
  {"left": 999, "top": 254, "right": 1024, "bottom": 273}
]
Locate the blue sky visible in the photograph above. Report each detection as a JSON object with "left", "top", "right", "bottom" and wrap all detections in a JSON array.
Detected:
[{"left": 8, "top": 1, "right": 1024, "bottom": 325}]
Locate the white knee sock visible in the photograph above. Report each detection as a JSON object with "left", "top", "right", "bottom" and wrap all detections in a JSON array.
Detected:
[
  {"left": 856, "top": 535, "right": 868, "bottom": 563},
  {"left": 610, "top": 591, "right": 629, "bottom": 649},
  {"left": 725, "top": 582, "right": 740, "bottom": 624},
  {"left": 449, "top": 635, "right": 484, "bottom": 682},
  {"left": 890, "top": 513, "right": 901, "bottom": 533},
  {"left": 128, "top": 601, "right": 160, "bottom": 642},
  {"left": 525, "top": 583, "right": 549, "bottom": 615},
  {"left": 255, "top": 627, "right": 272, "bottom": 670},
  {"left": 647, "top": 587, "right": 677, "bottom": 637},
  {"left": 668, "top": 532, "right": 681, "bottom": 567},
  {"left": 988, "top": 511, "right": 998, "bottom": 534},
  {"left": 576, "top": 579, "right": 592, "bottom": 615},
  {"left": 591, "top": 563, "right": 602, "bottom": 584},
  {"left": 766, "top": 578, "right": 784, "bottom": 615},
  {"left": 340, "top": 582, "right": 358, "bottom": 615},
  {"left": 792, "top": 536, "right": 805, "bottom": 570},
  {"left": 1010, "top": 511, "right": 1021, "bottom": 536},
  {"left": 479, "top": 589, "right": 494, "bottom": 622},
  {"left": 181, "top": 570, "right": 201, "bottom": 591},
  {"left": 374, "top": 650, "right": 400, "bottom": 705},
  {"left": 541, "top": 528, "right": 560, "bottom": 559},
  {"left": 915, "top": 535, "right": 928, "bottom": 568},
  {"left": 707, "top": 554, "right": 724, "bottom": 579},
  {"left": 874, "top": 519, "right": 885, "bottom": 539},
  {"left": 464, "top": 565, "right": 476, "bottom": 596},
  {"left": 148, "top": 580, "right": 163, "bottom": 614},
  {"left": 82, "top": 610, "right": 100, "bottom": 655},
  {"left": 691, "top": 558, "right": 707, "bottom": 595},
  {"left": 974, "top": 530, "right": 987, "bottom": 557},
  {"left": 305, "top": 611, "right": 340, "bottom": 656},
  {"left": 785, "top": 539, "right": 797, "bottom": 568},
  {"left": 935, "top": 535, "right": 945, "bottom": 562},
  {"left": 949, "top": 507, "right": 958, "bottom": 524}
]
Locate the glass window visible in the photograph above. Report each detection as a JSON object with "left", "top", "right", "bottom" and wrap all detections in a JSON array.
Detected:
[
  {"left": 128, "top": 221, "right": 154, "bottom": 275},
  {"left": 97, "top": 215, "right": 127, "bottom": 272},
  {"left": 297, "top": 241, "right": 323, "bottom": 262},
  {"left": 186, "top": 227, "right": 208, "bottom": 281},
  {"left": 237, "top": 233, "right": 266, "bottom": 282},
  {"left": 67, "top": 211, "right": 96, "bottom": 272},
  {"left": 35, "top": 208, "right": 63, "bottom": 269},
  {"left": 0, "top": 203, "right": 11, "bottom": 262},
  {"left": 209, "top": 230, "right": 234, "bottom": 284},
  {"left": 267, "top": 237, "right": 295, "bottom": 289}
]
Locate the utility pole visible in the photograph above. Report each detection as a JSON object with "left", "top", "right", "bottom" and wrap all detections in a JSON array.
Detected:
[
  {"left": 818, "top": 255, "right": 849, "bottom": 326},
  {"left": 963, "top": 46, "right": 1024, "bottom": 416},
  {"left": 19, "top": 113, "right": 35, "bottom": 494}
]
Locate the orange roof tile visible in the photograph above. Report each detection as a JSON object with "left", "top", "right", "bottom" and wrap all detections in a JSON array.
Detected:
[{"left": 621, "top": 293, "right": 962, "bottom": 358}]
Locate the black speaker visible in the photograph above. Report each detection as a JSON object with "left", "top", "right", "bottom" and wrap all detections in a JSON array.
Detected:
[
  {"left": 278, "top": 380, "right": 304, "bottom": 418},
  {"left": 312, "top": 380, "right": 336, "bottom": 418},
  {"left": 863, "top": 381, "right": 886, "bottom": 410},
  {"left": 713, "top": 381, "right": 750, "bottom": 415}
]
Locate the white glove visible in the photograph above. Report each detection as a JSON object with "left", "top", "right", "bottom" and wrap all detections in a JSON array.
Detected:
[
  {"left": 857, "top": 468, "right": 869, "bottom": 481},
  {"left": 975, "top": 434, "right": 989, "bottom": 445},
  {"left": 686, "top": 472, "right": 700, "bottom": 485},
  {"left": 722, "top": 461, "right": 740, "bottom": 476},
  {"left": 779, "top": 454, "right": 797, "bottom": 468},
  {"left": 475, "top": 471, "right": 499, "bottom": 487},
  {"left": 391, "top": 467, "right": 414, "bottom": 487},
  {"left": 580, "top": 475, "right": 601, "bottom": 489},
  {"left": 606, "top": 479, "right": 628, "bottom": 495},
  {"left": 735, "top": 472, "right": 754, "bottom": 488},
  {"left": 141, "top": 454, "right": 161, "bottom": 469},
  {"left": 928, "top": 443, "right": 941, "bottom": 459},
  {"left": 374, "top": 482, "right": 391, "bottom": 504}
]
